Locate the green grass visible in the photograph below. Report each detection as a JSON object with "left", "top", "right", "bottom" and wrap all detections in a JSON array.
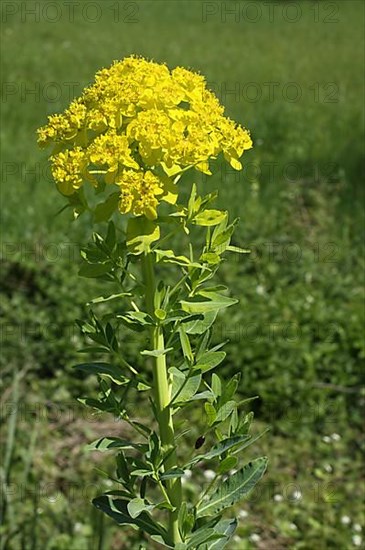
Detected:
[{"left": 1, "top": 1, "right": 364, "bottom": 549}]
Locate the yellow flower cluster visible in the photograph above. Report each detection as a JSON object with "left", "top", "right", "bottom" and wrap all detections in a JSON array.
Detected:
[
  {"left": 38, "top": 56, "right": 252, "bottom": 219},
  {"left": 88, "top": 131, "right": 139, "bottom": 173},
  {"left": 118, "top": 170, "right": 164, "bottom": 220},
  {"left": 51, "top": 147, "right": 88, "bottom": 196}
]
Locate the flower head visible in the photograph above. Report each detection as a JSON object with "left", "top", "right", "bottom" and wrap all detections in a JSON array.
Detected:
[
  {"left": 37, "top": 56, "right": 252, "bottom": 219},
  {"left": 117, "top": 170, "right": 164, "bottom": 220},
  {"left": 51, "top": 148, "right": 88, "bottom": 195}
]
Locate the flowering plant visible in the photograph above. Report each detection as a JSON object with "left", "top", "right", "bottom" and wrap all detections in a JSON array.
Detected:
[{"left": 38, "top": 56, "right": 267, "bottom": 549}]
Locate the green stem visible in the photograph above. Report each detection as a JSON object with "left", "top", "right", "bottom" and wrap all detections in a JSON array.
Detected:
[{"left": 141, "top": 251, "right": 182, "bottom": 546}]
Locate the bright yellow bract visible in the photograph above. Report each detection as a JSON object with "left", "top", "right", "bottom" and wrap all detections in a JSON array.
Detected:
[{"left": 37, "top": 56, "right": 253, "bottom": 220}]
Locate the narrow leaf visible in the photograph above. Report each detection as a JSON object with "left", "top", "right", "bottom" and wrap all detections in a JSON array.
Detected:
[
  {"left": 194, "top": 351, "right": 226, "bottom": 373},
  {"left": 93, "top": 496, "right": 167, "bottom": 538},
  {"left": 196, "top": 457, "right": 268, "bottom": 517},
  {"left": 73, "top": 362, "right": 126, "bottom": 385},
  {"left": 185, "top": 435, "right": 251, "bottom": 468}
]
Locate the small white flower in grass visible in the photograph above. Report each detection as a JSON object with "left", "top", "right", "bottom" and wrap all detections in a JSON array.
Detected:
[
  {"left": 341, "top": 516, "right": 351, "bottom": 525},
  {"left": 105, "top": 479, "right": 113, "bottom": 487},
  {"left": 256, "top": 285, "right": 265, "bottom": 296},
  {"left": 352, "top": 535, "right": 362, "bottom": 547},
  {"left": 354, "top": 524, "right": 362, "bottom": 533},
  {"left": 74, "top": 523, "right": 82, "bottom": 533},
  {"left": 324, "top": 463, "right": 333, "bottom": 473},
  {"left": 292, "top": 490, "right": 302, "bottom": 501},
  {"left": 331, "top": 433, "right": 341, "bottom": 441},
  {"left": 274, "top": 494, "right": 284, "bottom": 502},
  {"left": 203, "top": 469, "right": 215, "bottom": 481},
  {"left": 305, "top": 272, "right": 313, "bottom": 283},
  {"left": 230, "top": 469, "right": 238, "bottom": 475},
  {"left": 249, "top": 533, "right": 261, "bottom": 543},
  {"left": 322, "top": 435, "right": 331, "bottom": 443},
  {"left": 289, "top": 523, "right": 298, "bottom": 530},
  {"left": 233, "top": 535, "right": 242, "bottom": 543},
  {"left": 238, "top": 509, "right": 248, "bottom": 519}
]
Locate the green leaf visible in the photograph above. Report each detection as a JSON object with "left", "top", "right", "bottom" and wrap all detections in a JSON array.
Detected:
[
  {"left": 212, "top": 373, "right": 222, "bottom": 397},
  {"left": 94, "top": 192, "right": 119, "bottom": 223},
  {"left": 198, "top": 289, "right": 238, "bottom": 303},
  {"left": 187, "top": 183, "right": 198, "bottom": 218},
  {"left": 116, "top": 452, "right": 130, "bottom": 483},
  {"left": 190, "top": 390, "right": 215, "bottom": 401},
  {"left": 206, "top": 518, "right": 238, "bottom": 549},
  {"left": 127, "top": 498, "right": 156, "bottom": 519},
  {"left": 196, "top": 457, "right": 268, "bottom": 517},
  {"left": 201, "top": 252, "right": 221, "bottom": 265},
  {"left": 215, "top": 400, "right": 236, "bottom": 424},
  {"left": 73, "top": 362, "right": 126, "bottom": 385},
  {"left": 117, "top": 311, "right": 154, "bottom": 331},
  {"left": 185, "top": 435, "right": 251, "bottom": 468},
  {"left": 159, "top": 468, "right": 185, "bottom": 480},
  {"left": 184, "top": 310, "right": 218, "bottom": 335},
  {"left": 87, "top": 292, "right": 132, "bottom": 305},
  {"left": 179, "top": 326, "right": 194, "bottom": 363},
  {"left": 77, "top": 397, "right": 113, "bottom": 413},
  {"left": 170, "top": 367, "right": 202, "bottom": 404},
  {"left": 226, "top": 245, "right": 250, "bottom": 254},
  {"left": 126, "top": 217, "right": 160, "bottom": 255},
  {"left": 141, "top": 348, "right": 173, "bottom": 357},
  {"left": 222, "top": 374, "right": 240, "bottom": 404},
  {"left": 93, "top": 495, "right": 168, "bottom": 539},
  {"left": 217, "top": 456, "right": 238, "bottom": 475},
  {"left": 178, "top": 502, "right": 195, "bottom": 541},
  {"left": 78, "top": 261, "right": 112, "bottom": 278},
  {"left": 130, "top": 469, "right": 154, "bottom": 478},
  {"left": 186, "top": 527, "right": 221, "bottom": 548},
  {"left": 231, "top": 429, "right": 270, "bottom": 455},
  {"left": 86, "top": 437, "right": 146, "bottom": 453},
  {"left": 194, "top": 351, "right": 226, "bottom": 373},
  {"left": 212, "top": 219, "right": 239, "bottom": 252},
  {"left": 155, "top": 249, "right": 202, "bottom": 268},
  {"left": 105, "top": 220, "right": 116, "bottom": 249},
  {"left": 180, "top": 294, "right": 237, "bottom": 314},
  {"left": 155, "top": 308, "right": 167, "bottom": 320},
  {"left": 150, "top": 535, "right": 175, "bottom": 548},
  {"left": 205, "top": 402, "right": 217, "bottom": 426},
  {"left": 194, "top": 209, "right": 227, "bottom": 227}
]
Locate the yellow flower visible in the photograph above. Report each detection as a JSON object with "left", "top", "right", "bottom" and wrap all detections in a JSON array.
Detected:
[
  {"left": 117, "top": 170, "right": 164, "bottom": 220},
  {"left": 88, "top": 131, "right": 139, "bottom": 173},
  {"left": 51, "top": 148, "right": 88, "bottom": 196},
  {"left": 218, "top": 118, "right": 253, "bottom": 170},
  {"left": 38, "top": 55, "right": 252, "bottom": 217},
  {"left": 66, "top": 100, "right": 87, "bottom": 129}
]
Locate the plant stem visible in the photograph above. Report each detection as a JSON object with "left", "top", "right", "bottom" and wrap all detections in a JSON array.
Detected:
[{"left": 141, "top": 251, "right": 182, "bottom": 545}]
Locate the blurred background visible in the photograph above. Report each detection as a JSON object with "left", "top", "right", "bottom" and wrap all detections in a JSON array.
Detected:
[{"left": 1, "top": 1, "right": 364, "bottom": 548}]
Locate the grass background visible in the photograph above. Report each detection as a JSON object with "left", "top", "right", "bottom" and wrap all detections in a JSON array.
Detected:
[{"left": 1, "top": 1, "right": 364, "bottom": 549}]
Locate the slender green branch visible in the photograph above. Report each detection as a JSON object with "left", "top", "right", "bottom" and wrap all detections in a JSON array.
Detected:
[
  {"left": 169, "top": 270, "right": 189, "bottom": 298},
  {"left": 155, "top": 476, "right": 173, "bottom": 507}
]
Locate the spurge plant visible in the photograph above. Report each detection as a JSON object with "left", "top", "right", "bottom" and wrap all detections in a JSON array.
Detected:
[{"left": 38, "top": 56, "right": 268, "bottom": 549}]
